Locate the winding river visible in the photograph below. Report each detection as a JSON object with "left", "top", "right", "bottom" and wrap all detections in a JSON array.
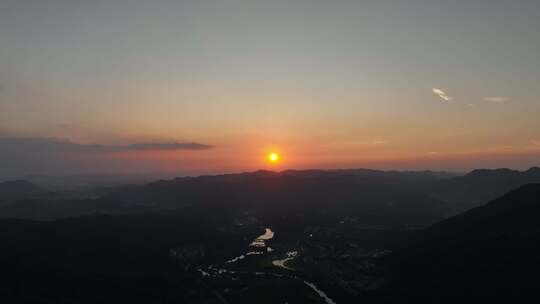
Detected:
[
  {"left": 200, "top": 227, "right": 337, "bottom": 304},
  {"left": 250, "top": 228, "right": 274, "bottom": 247}
]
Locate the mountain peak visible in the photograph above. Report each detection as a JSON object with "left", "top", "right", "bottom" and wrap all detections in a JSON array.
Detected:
[
  {"left": 525, "top": 167, "right": 540, "bottom": 174},
  {"left": 0, "top": 179, "right": 39, "bottom": 190},
  {"left": 465, "top": 168, "right": 518, "bottom": 177},
  {"left": 0, "top": 180, "right": 41, "bottom": 199}
]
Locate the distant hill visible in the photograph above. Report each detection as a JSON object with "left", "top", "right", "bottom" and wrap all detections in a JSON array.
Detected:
[
  {"left": 429, "top": 167, "right": 540, "bottom": 206},
  {"left": 107, "top": 169, "right": 450, "bottom": 227},
  {"left": 3, "top": 168, "right": 540, "bottom": 222},
  {"left": 0, "top": 180, "right": 42, "bottom": 204},
  {"left": 385, "top": 183, "right": 540, "bottom": 302}
]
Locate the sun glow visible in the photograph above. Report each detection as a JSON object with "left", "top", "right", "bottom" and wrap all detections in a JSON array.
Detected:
[{"left": 267, "top": 152, "right": 280, "bottom": 164}]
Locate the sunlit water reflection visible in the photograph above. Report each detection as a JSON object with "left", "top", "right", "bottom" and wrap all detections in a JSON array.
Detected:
[{"left": 197, "top": 227, "right": 337, "bottom": 303}]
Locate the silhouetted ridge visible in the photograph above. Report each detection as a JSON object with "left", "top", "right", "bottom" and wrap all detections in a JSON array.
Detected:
[
  {"left": 420, "top": 183, "right": 540, "bottom": 241},
  {"left": 464, "top": 167, "right": 518, "bottom": 177},
  {"left": 386, "top": 184, "right": 540, "bottom": 302},
  {"left": 0, "top": 180, "right": 40, "bottom": 192},
  {"left": 104, "top": 169, "right": 449, "bottom": 227},
  {"left": 428, "top": 166, "right": 540, "bottom": 206},
  {"left": 0, "top": 180, "right": 41, "bottom": 203},
  {"left": 525, "top": 166, "right": 540, "bottom": 175}
]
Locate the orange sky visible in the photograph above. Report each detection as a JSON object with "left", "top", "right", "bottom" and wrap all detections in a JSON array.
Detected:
[{"left": 1, "top": 0, "right": 540, "bottom": 176}]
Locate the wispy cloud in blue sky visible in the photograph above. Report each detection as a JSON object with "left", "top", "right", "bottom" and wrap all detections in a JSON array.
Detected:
[
  {"left": 483, "top": 96, "right": 510, "bottom": 103},
  {"left": 432, "top": 88, "right": 453, "bottom": 101}
]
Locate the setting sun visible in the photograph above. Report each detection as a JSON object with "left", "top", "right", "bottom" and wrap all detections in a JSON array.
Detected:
[{"left": 267, "top": 152, "right": 280, "bottom": 164}]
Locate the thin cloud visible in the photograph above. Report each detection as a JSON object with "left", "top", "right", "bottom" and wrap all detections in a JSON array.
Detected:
[
  {"left": 531, "top": 139, "right": 540, "bottom": 146},
  {"left": 432, "top": 88, "right": 453, "bottom": 101},
  {"left": 0, "top": 137, "right": 214, "bottom": 153},
  {"left": 128, "top": 142, "right": 213, "bottom": 150},
  {"left": 358, "top": 140, "right": 387, "bottom": 146},
  {"left": 483, "top": 96, "right": 510, "bottom": 103},
  {"left": 0, "top": 137, "right": 215, "bottom": 178}
]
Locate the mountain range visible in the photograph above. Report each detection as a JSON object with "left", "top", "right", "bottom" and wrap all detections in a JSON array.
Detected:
[{"left": 0, "top": 167, "right": 539, "bottom": 302}]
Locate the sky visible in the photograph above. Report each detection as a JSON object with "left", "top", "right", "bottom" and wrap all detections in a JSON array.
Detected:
[{"left": 1, "top": 0, "right": 539, "bottom": 177}]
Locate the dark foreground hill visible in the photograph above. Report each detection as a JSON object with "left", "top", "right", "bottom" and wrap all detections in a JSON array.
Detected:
[
  {"left": 0, "top": 214, "right": 254, "bottom": 303},
  {"left": 383, "top": 183, "right": 540, "bottom": 303}
]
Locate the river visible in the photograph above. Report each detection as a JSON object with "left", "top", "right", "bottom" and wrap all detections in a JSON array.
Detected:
[{"left": 199, "top": 227, "right": 337, "bottom": 304}]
